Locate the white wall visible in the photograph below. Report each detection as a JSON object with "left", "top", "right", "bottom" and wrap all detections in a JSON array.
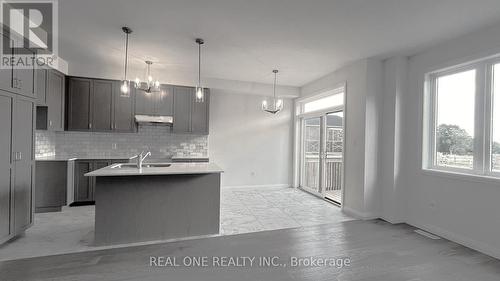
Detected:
[
  {"left": 209, "top": 91, "right": 293, "bottom": 188},
  {"left": 398, "top": 21, "right": 500, "bottom": 259},
  {"left": 300, "top": 58, "right": 383, "bottom": 218},
  {"left": 379, "top": 56, "right": 408, "bottom": 223}
]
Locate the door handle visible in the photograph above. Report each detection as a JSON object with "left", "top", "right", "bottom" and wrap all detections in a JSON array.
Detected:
[{"left": 13, "top": 152, "right": 21, "bottom": 161}]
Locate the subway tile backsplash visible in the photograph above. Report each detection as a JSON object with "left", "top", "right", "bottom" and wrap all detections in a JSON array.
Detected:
[{"left": 35, "top": 125, "right": 208, "bottom": 159}]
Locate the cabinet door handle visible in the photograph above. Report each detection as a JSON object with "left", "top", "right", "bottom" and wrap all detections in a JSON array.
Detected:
[
  {"left": 89, "top": 123, "right": 92, "bottom": 129},
  {"left": 49, "top": 120, "right": 52, "bottom": 127}
]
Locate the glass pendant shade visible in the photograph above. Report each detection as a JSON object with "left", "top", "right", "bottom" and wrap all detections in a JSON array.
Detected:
[
  {"left": 120, "top": 80, "right": 130, "bottom": 95},
  {"left": 195, "top": 86, "right": 204, "bottom": 102},
  {"left": 120, "top": 26, "right": 132, "bottom": 97},
  {"left": 195, "top": 38, "right": 205, "bottom": 103}
]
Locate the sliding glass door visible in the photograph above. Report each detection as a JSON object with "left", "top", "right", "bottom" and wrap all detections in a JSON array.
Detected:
[
  {"left": 301, "top": 117, "right": 322, "bottom": 194},
  {"left": 323, "top": 111, "right": 343, "bottom": 204},
  {"left": 300, "top": 111, "right": 344, "bottom": 205}
]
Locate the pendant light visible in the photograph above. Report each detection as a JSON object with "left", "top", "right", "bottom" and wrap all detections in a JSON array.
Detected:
[
  {"left": 262, "top": 70, "right": 283, "bottom": 114},
  {"left": 135, "top": 60, "right": 161, "bottom": 93},
  {"left": 195, "top": 38, "right": 205, "bottom": 103},
  {"left": 120, "top": 26, "right": 132, "bottom": 97}
]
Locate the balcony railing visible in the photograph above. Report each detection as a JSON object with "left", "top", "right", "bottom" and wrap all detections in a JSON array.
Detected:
[{"left": 303, "top": 155, "right": 343, "bottom": 192}]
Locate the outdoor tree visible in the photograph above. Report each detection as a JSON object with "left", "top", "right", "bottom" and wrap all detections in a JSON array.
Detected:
[{"left": 436, "top": 124, "right": 473, "bottom": 155}]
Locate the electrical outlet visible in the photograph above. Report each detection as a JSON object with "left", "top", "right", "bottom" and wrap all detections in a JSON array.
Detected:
[{"left": 112, "top": 143, "right": 117, "bottom": 150}]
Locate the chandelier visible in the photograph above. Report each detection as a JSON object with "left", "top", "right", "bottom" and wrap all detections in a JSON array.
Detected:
[
  {"left": 135, "top": 61, "right": 160, "bottom": 93},
  {"left": 262, "top": 70, "right": 283, "bottom": 114}
]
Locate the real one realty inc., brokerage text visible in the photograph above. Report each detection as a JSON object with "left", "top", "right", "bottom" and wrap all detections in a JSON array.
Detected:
[{"left": 149, "top": 255, "right": 351, "bottom": 269}]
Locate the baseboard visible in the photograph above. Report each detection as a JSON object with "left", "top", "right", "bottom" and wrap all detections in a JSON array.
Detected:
[
  {"left": 342, "top": 206, "right": 379, "bottom": 220},
  {"left": 408, "top": 220, "right": 500, "bottom": 260},
  {"left": 222, "top": 184, "right": 291, "bottom": 189}
]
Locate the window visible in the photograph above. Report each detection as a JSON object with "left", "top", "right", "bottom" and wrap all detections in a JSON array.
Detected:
[
  {"left": 303, "top": 93, "right": 343, "bottom": 113},
  {"left": 434, "top": 70, "right": 476, "bottom": 169},
  {"left": 297, "top": 87, "right": 345, "bottom": 115},
  {"left": 492, "top": 64, "right": 500, "bottom": 172},
  {"left": 426, "top": 57, "right": 500, "bottom": 178}
]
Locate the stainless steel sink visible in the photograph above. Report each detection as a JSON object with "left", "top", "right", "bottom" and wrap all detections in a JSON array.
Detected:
[{"left": 110, "top": 163, "right": 172, "bottom": 169}]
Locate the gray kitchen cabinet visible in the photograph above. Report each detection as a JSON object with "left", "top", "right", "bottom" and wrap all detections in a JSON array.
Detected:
[
  {"left": 12, "top": 97, "right": 35, "bottom": 234},
  {"left": 46, "top": 70, "right": 65, "bottom": 131},
  {"left": 0, "top": 35, "right": 13, "bottom": 92},
  {"left": 12, "top": 47, "right": 36, "bottom": 98},
  {"left": 67, "top": 77, "right": 135, "bottom": 132},
  {"left": 92, "top": 80, "right": 114, "bottom": 131},
  {"left": 90, "top": 160, "right": 110, "bottom": 199},
  {"left": 191, "top": 88, "right": 210, "bottom": 134},
  {"left": 35, "top": 161, "right": 67, "bottom": 213},
  {"left": 173, "top": 86, "right": 193, "bottom": 133},
  {"left": 73, "top": 159, "right": 126, "bottom": 204},
  {"left": 0, "top": 90, "right": 36, "bottom": 245},
  {"left": 173, "top": 86, "right": 210, "bottom": 135},
  {"left": 157, "top": 85, "right": 174, "bottom": 116},
  {"left": 134, "top": 86, "right": 155, "bottom": 115},
  {"left": 0, "top": 93, "right": 13, "bottom": 243},
  {"left": 134, "top": 84, "right": 173, "bottom": 116},
  {"left": 0, "top": 36, "right": 35, "bottom": 98},
  {"left": 74, "top": 161, "right": 93, "bottom": 203},
  {"left": 113, "top": 81, "right": 135, "bottom": 132},
  {"left": 35, "top": 68, "right": 47, "bottom": 105},
  {"left": 67, "top": 77, "right": 92, "bottom": 131}
]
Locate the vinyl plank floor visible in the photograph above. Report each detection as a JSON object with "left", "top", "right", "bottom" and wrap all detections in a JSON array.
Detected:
[
  {"left": 0, "top": 186, "right": 353, "bottom": 261},
  {"left": 1, "top": 220, "right": 499, "bottom": 281}
]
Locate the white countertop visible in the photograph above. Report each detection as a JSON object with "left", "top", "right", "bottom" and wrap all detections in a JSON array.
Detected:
[
  {"left": 35, "top": 156, "right": 134, "bottom": 161},
  {"left": 84, "top": 162, "right": 223, "bottom": 177}
]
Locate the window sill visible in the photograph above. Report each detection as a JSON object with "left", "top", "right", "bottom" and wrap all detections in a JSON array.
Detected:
[{"left": 421, "top": 168, "right": 500, "bottom": 185}]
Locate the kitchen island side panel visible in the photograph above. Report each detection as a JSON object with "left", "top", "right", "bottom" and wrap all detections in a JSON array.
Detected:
[{"left": 94, "top": 173, "right": 220, "bottom": 246}]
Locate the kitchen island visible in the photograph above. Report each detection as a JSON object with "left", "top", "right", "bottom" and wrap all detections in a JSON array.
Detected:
[{"left": 85, "top": 162, "right": 223, "bottom": 246}]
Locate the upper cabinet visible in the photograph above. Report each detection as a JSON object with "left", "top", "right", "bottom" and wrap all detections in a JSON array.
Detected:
[
  {"left": 36, "top": 69, "right": 65, "bottom": 131},
  {"left": 66, "top": 76, "right": 209, "bottom": 134},
  {"left": 46, "top": 70, "right": 65, "bottom": 131},
  {"left": 66, "top": 77, "right": 135, "bottom": 132},
  {"left": 191, "top": 89, "right": 210, "bottom": 134},
  {"left": 67, "top": 77, "right": 92, "bottom": 131},
  {"left": 91, "top": 79, "right": 114, "bottom": 131},
  {"left": 0, "top": 34, "right": 36, "bottom": 99},
  {"left": 134, "top": 84, "right": 173, "bottom": 116},
  {"left": 173, "top": 86, "right": 210, "bottom": 135},
  {"left": 113, "top": 81, "right": 135, "bottom": 132}
]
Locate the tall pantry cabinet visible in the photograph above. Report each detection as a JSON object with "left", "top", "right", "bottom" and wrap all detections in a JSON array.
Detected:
[{"left": 0, "top": 37, "right": 36, "bottom": 244}]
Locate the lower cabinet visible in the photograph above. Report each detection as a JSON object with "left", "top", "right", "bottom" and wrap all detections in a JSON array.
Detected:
[
  {"left": 35, "top": 161, "right": 67, "bottom": 213},
  {"left": 73, "top": 159, "right": 126, "bottom": 204}
]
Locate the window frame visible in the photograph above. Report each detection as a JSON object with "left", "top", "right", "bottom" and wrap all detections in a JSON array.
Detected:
[{"left": 424, "top": 58, "right": 500, "bottom": 178}]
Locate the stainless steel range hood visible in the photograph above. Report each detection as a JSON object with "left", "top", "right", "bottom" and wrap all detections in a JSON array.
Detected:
[{"left": 135, "top": 115, "right": 173, "bottom": 125}]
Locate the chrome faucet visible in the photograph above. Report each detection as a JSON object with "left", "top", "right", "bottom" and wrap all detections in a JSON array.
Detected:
[{"left": 137, "top": 151, "right": 151, "bottom": 168}]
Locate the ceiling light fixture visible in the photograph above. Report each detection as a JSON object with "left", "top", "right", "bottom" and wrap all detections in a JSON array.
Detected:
[
  {"left": 135, "top": 60, "right": 160, "bottom": 93},
  {"left": 195, "top": 38, "right": 205, "bottom": 103},
  {"left": 262, "top": 70, "right": 283, "bottom": 114},
  {"left": 120, "top": 26, "right": 132, "bottom": 97}
]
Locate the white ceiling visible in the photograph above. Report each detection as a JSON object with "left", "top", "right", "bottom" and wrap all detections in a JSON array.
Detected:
[{"left": 59, "top": 0, "right": 500, "bottom": 87}]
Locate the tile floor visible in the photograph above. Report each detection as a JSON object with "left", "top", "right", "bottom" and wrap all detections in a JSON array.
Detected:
[{"left": 0, "top": 186, "right": 354, "bottom": 261}]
